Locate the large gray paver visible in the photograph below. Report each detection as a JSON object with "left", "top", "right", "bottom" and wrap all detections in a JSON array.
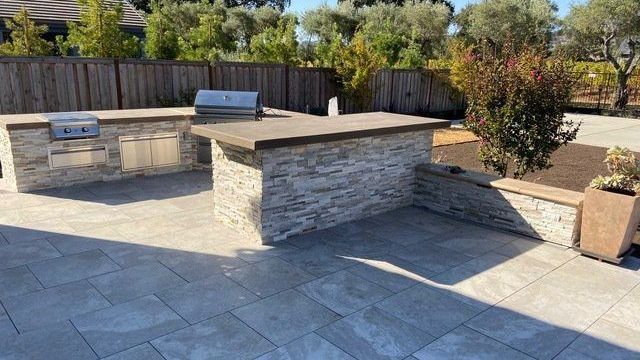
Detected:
[
  {"left": 151, "top": 312, "right": 275, "bottom": 360},
  {"left": 257, "top": 333, "right": 355, "bottom": 360},
  {"left": 0, "top": 240, "right": 61, "bottom": 270},
  {"left": 89, "top": 261, "right": 186, "bottom": 303},
  {"left": 322, "top": 231, "right": 393, "bottom": 258},
  {"left": 0, "top": 321, "right": 97, "bottom": 360},
  {"left": 45, "top": 226, "right": 123, "bottom": 255},
  {"left": 412, "top": 326, "right": 533, "bottom": 360},
  {"left": 435, "top": 229, "right": 513, "bottom": 257},
  {"left": 369, "top": 222, "right": 437, "bottom": 247},
  {"left": 156, "top": 250, "right": 247, "bottom": 282},
  {"left": 99, "top": 242, "right": 170, "bottom": 268},
  {"left": 278, "top": 243, "right": 359, "bottom": 277},
  {"left": 375, "top": 285, "right": 480, "bottom": 337},
  {"left": 2, "top": 280, "right": 110, "bottom": 332},
  {"left": 156, "top": 273, "right": 258, "bottom": 324},
  {"left": 568, "top": 319, "right": 640, "bottom": 360},
  {"left": 602, "top": 285, "right": 640, "bottom": 332},
  {"left": 465, "top": 305, "right": 581, "bottom": 360},
  {"left": 297, "top": 270, "right": 392, "bottom": 316},
  {"left": 390, "top": 242, "right": 473, "bottom": 274},
  {"left": 347, "top": 255, "right": 435, "bottom": 293},
  {"left": 103, "top": 343, "right": 164, "bottom": 360},
  {"left": 224, "top": 257, "right": 315, "bottom": 297},
  {"left": 0, "top": 265, "right": 43, "bottom": 298},
  {"left": 28, "top": 249, "right": 121, "bottom": 287},
  {"left": 232, "top": 289, "right": 340, "bottom": 346},
  {"left": 0, "top": 304, "right": 16, "bottom": 337},
  {"left": 72, "top": 295, "right": 187, "bottom": 357},
  {"left": 317, "top": 307, "right": 434, "bottom": 360}
]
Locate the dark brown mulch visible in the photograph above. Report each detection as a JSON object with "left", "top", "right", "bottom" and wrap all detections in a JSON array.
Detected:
[{"left": 432, "top": 142, "right": 634, "bottom": 193}]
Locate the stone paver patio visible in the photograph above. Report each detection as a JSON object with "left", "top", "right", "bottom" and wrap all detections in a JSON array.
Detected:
[{"left": 0, "top": 171, "right": 639, "bottom": 359}]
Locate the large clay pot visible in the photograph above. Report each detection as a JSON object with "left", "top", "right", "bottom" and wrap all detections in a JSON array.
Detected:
[{"left": 580, "top": 187, "right": 640, "bottom": 261}]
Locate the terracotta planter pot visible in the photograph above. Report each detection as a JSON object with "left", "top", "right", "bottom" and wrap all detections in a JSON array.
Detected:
[{"left": 580, "top": 187, "right": 640, "bottom": 261}]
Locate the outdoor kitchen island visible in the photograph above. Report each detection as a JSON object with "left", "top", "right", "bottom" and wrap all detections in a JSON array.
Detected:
[{"left": 191, "top": 112, "right": 450, "bottom": 243}]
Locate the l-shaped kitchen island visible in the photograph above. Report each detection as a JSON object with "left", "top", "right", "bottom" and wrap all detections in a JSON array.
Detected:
[{"left": 191, "top": 112, "right": 450, "bottom": 243}]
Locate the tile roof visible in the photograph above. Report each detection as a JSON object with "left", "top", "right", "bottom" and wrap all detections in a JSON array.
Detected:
[{"left": 0, "top": 0, "right": 146, "bottom": 29}]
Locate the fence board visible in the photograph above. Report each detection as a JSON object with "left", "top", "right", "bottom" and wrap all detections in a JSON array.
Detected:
[{"left": 0, "top": 56, "right": 467, "bottom": 116}]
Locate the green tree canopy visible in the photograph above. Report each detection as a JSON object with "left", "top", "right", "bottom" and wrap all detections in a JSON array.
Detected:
[
  {"left": 144, "top": 0, "right": 179, "bottom": 59},
  {"left": 178, "top": 2, "right": 235, "bottom": 61},
  {"left": 246, "top": 15, "right": 299, "bottom": 65},
  {"left": 341, "top": 0, "right": 454, "bottom": 13},
  {"left": 130, "top": 0, "right": 290, "bottom": 13},
  {"left": 455, "top": 0, "right": 558, "bottom": 49},
  {"left": 64, "top": 0, "right": 139, "bottom": 57},
  {"left": 563, "top": 0, "right": 640, "bottom": 109},
  {"left": 0, "top": 8, "right": 53, "bottom": 56}
]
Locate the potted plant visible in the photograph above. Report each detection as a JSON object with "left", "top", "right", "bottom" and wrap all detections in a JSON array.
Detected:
[{"left": 580, "top": 146, "right": 640, "bottom": 263}]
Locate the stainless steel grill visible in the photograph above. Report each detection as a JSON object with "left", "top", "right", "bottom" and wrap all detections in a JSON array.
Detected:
[
  {"left": 194, "top": 90, "right": 263, "bottom": 122},
  {"left": 39, "top": 112, "right": 100, "bottom": 140},
  {"left": 193, "top": 90, "right": 263, "bottom": 164}
]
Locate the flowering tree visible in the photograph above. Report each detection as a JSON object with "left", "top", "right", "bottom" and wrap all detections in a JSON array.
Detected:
[{"left": 452, "top": 43, "right": 580, "bottom": 178}]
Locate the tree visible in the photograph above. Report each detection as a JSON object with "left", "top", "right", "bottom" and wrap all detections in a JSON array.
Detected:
[
  {"left": 563, "top": 0, "right": 640, "bottom": 109},
  {"left": 246, "top": 15, "right": 299, "bottom": 65},
  {"left": 0, "top": 8, "right": 53, "bottom": 56},
  {"left": 64, "top": 0, "right": 139, "bottom": 57},
  {"left": 303, "top": 1, "right": 450, "bottom": 69},
  {"left": 452, "top": 43, "right": 579, "bottom": 178},
  {"left": 178, "top": 2, "right": 235, "bottom": 62},
  {"left": 129, "top": 0, "right": 290, "bottom": 13},
  {"left": 455, "top": 0, "right": 557, "bottom": 50},
  {"left": 334, "top": 32, "right": 383, "bottom": 111},
  {"left": 144, "top": 0, "right": 179, "bottom": 59},
  {"left": 343, "top": 0, "right": 454, "bottom": 14}
]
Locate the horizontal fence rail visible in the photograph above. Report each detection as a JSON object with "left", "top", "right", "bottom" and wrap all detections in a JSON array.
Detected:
[{"left": 0, "top": 57, "right": 465, "bottom": 117}]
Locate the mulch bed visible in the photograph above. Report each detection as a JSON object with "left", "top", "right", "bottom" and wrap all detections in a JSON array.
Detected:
[{"left": 432, "top": 141, "right": 634, "bottom": 193}]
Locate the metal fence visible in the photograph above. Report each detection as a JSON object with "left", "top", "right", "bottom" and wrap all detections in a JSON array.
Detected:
[{"left": 571, "top": 72, "right": 640, "bottom": 110}]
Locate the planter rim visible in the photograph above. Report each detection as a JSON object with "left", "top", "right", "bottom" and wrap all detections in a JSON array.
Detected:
[{"left": 585, "top": 186, "right": 640, "bottom": 199}]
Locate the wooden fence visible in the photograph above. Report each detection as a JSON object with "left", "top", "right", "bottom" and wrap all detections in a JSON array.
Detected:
[{"left": 0, "top": 57, "right": 465, "bottom": 117}]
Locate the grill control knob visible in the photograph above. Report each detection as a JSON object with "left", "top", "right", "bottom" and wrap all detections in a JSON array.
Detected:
[
  {"left": 64, "top": 128, "right": 72, "bottom": 133},
  {"left": 81, "top": 127, "right": 89, "bottom": 132}
]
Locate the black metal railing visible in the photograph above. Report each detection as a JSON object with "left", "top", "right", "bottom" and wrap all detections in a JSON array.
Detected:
[{"left": 571, "top": 72, "right": 640, "bottom": 110}]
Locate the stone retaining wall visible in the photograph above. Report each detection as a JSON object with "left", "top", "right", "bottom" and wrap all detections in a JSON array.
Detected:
[
  {"left": 1, "top": 121, "right": 196, "bottom": 192},
  {"left": 414, "top": 164, "right": 584, "bottom": 247},
  {"left": 213, "top": 130, "right": 433, "bottom": 243}
]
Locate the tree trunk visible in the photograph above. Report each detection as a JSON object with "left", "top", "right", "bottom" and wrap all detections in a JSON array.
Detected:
[{"left": 613, "top": 71, "right": 630, "bottom": 110}]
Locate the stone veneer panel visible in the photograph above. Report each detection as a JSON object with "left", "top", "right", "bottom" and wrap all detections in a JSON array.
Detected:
[
  {"left": 212, "top": 130, "right": 433, "bottom": 243},
  {"left": 414, "top": 164, "right": 583, "bottom": 247},
  {"left": 1, "top": 121, "right": 196, "bottom": 192}
]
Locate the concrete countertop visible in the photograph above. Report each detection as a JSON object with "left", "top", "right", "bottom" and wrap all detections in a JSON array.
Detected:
[
  {"left": 191, "top": 112, "right": 450, "bottom": 150},
  {"left": 0, "top": 107, "right": 312, "bottom": 131}
]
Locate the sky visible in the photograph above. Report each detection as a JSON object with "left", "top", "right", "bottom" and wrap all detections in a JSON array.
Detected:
[{"left": 287, "top": 0, "right": 583, "bottom": 17}]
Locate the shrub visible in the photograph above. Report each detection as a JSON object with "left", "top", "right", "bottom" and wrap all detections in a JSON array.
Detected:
[
  {"left": 590, "top": 146, "right": 640, "bottom": 196},
  {"left": 452, "top": 42, "right": 580, "bottom": 178}
]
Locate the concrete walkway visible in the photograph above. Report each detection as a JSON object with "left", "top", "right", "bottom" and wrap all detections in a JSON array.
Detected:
[
  {"left": 0, "top": 172, "right": 639, "bottom": 359},
  {"left": 566, "top": 113, "right": 640, "bottom": 152}
]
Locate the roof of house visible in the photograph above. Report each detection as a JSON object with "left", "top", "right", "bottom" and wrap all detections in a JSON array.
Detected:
[{"left": 0, "top": 0, "right": 146, "bottom": 29}]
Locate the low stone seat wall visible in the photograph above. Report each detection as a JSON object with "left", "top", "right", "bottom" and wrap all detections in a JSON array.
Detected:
[{"left": 414, "top": 163, "right": 584, "bottom": 247}]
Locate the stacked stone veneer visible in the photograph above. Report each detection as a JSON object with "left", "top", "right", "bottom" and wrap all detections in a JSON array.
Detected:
[
  {"left": 414, "top": 163, "right": 584, "bottom": 247},
  {"left": 0, "top": 120, "right": 196, "bottom": 192},
  {"left": 212, "top": 130, "right": 434, "bottom": 243}
]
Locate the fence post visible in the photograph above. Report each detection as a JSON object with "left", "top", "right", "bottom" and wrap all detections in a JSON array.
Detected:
[
  {"left": 113, "top": 58, "right": 123, "bottom": 110},
  {"left": 208, "top": 62, "right": 214, "bottom": 90},
  {"left": 284, "top": 64, "right": 290, "bottom": 110},
  {"left": 388, "top": 69, "right": 395, "bottom": 112},
  {"left": 426, "top": 70, "right": 434, "bottom": 113}
]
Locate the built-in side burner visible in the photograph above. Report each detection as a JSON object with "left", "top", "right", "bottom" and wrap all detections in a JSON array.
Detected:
[{"left": 39, "top": 112, "right": 100, "bottom": 140}]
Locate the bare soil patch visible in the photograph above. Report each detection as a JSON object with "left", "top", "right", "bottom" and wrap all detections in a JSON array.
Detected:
[{"left": 432, "top": 142, "right": 638, "bottom": 193}]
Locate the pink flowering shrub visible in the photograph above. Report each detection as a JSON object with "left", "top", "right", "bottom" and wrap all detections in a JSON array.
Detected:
[{"left": 452, "top": 43, "right": 580, "bottom": 178}]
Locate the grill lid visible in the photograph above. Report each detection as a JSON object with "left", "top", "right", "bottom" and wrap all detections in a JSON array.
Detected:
[{"left": 194, "top": 90, "right": 263, "bottom": 120}]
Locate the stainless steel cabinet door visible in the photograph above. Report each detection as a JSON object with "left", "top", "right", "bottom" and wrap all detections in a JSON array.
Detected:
[
  {"left": 120, "top": 138, "right": 153, "bottom": 171},
  {"left": 150, "top": 135, "right": 180, "bottom": 167}
]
